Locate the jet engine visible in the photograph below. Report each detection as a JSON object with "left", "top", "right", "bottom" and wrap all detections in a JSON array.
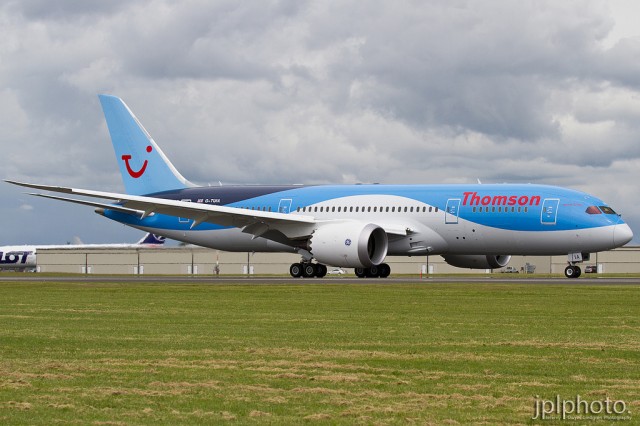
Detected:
[
  {"left": 309, "top": 222, "right": 388, "bottom": 268},
  {"left": 442, "top": 254, "right": 511, "bottom": 269}
]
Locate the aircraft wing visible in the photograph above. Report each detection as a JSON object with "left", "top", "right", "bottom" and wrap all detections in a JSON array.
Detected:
[
  {"left": 7, "top": 180, "right": 411, "bottom": 240},
  {"left": 6, "top": 180, "right": 319, "bottom": 239}
]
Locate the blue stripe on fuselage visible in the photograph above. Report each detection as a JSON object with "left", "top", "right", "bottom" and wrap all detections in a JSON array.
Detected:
[{"left": 102, "top": 184, "right": 624, "bottom": 233}]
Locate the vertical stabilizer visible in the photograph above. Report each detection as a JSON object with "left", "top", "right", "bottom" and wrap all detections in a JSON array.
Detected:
[
  {"left": 99, "top": 94, "right": 193, "bottom": 195},
  {"left": 137, "top": 233, "right": 166, "bottom": 245}
]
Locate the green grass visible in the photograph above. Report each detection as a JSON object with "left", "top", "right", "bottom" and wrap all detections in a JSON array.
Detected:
[{"left": 0, "top": 280, "right": 638, "bottom": 424}]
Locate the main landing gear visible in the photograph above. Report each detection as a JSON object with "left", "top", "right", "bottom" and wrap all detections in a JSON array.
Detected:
[
  {"left": 355, "top": 263, "right": 391, "bottom": 278},
  {"left": 288, "top": 262, "right": 392, "bottom": 278},
  {"left": 289, "top": 262, "right": 327, "bottom": 278}
]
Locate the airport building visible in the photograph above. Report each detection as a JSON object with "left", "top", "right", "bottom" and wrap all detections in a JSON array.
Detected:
[{"left": 32, "top": 246, "right": 640, "bottom": 275}]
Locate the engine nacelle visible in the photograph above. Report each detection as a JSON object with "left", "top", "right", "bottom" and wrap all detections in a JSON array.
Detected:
[
  {"left": 309, "top": 222, "right": 388, "bottom": 268},
  {"left": 442, "top": 254, "right": 511, "bottom": 270}
]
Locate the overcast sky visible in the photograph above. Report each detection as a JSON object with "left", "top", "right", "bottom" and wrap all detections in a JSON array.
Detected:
[{"left": 1, "top": 0, "right": 639, "bottom": 246}]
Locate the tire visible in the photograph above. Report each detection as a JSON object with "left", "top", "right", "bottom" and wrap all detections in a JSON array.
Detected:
[
  {"left": 368, "top": 265, "right": 379, "bottom": 277},
  {"left": 564, "top": 265, "right": 577, "bottom": 279},
  {"left": 574, "top": 266, "right": 582, "bottom": 278},
  {"left": 303, "top": 263, "right": 317, "bottom": 278},
  {"left": 316, "top": 264, "right": 327, "bottom": 278},
  {"left": 290, "top": 263, "right": 303, "bottom": 278},
  {"left": 354, "top": 267, "right": 366, "bottom": 278},
  {"left": 379, "top": 263, "right": 391, "bottom": 278}
]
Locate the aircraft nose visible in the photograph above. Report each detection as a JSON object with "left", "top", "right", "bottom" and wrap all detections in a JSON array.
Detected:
[{"left": 613, "top": 223, "right": 633, "bottom": 247}]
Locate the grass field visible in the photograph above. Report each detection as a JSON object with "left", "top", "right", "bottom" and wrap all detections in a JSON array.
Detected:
[{"left": 0, "top": 279, "right": 639, "bottom": 424}]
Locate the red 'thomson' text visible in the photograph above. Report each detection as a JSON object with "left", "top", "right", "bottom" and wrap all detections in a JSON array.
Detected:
[{"left": 462, "top": 192, "right": 541, "bottom": 206}]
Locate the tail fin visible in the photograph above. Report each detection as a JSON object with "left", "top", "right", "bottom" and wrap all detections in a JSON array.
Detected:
[
  {"left": 99, "top": 94, "right": 193, "bottom": 195},
  {"left": 137, "top": 233, "right": 166, "bottom": 245}
]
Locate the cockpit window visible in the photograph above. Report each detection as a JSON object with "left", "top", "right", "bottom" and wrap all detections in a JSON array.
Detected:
[
  {"left": 585, "top": 206, "right": 602, "bottom": 215},
  {"left": 599, "top": 206, "right": 617, "bottom": 215}
]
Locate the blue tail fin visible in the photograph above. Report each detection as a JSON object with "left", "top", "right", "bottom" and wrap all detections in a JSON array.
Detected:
[
  {"left": 99, "top": 94, "right": 193, "bottom": 195},
  {"left": 137, "top": 233, "right": 166, "bottom": 245}
]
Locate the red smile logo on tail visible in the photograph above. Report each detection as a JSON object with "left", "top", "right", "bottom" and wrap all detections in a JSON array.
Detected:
[{"left": 122, "top": 145, "right": 152, "bottom": 178}]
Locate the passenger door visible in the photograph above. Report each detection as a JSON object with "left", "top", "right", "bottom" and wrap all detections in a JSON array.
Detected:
[{"left": 445, "top": 198, "right": 461, "bottom": 224}]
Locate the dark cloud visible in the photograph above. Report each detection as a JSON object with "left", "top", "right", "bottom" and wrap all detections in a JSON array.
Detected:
[{"left": 5, "top": 0, "right": 129, "bottom": 21}]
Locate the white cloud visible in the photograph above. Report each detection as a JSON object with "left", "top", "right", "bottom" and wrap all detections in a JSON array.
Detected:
[{"left": 1, "top": 0, "right": 639, "bottom": 244}]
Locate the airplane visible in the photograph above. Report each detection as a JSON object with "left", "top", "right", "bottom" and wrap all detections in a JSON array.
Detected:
[
  {"left": 6, "top": 95, "right": 633, "bottom": 278},
  {"left": 0, "top": 233, "right": 165, "bottom": 272}
]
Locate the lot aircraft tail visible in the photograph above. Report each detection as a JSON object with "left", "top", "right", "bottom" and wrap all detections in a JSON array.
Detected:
[
  {"left": 99, "top": 94, "right": 193, "bottom": 195},
  {"left": 137, "top": 233, "right": 167, "bottom": 245}
]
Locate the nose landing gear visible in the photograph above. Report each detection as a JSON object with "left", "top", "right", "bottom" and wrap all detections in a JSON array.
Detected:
[
  {"left": 564, "top": 265, "right": 582, "bottom": 278},
  {"left": 565, "top": 252, "right": 589, "bottom": 278}
]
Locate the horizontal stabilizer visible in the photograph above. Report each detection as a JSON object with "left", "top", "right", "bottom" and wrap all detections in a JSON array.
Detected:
[{"left": 26, "top": 192, "right": 144, "bottom": 216}]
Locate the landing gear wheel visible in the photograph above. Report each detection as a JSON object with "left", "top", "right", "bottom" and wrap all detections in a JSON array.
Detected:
[
  {"left": 303, "top": 263, "right": 317, "bottom": 278},
  {"left": 379, "top": 263, "right": 391, "bottom": 278},
  {"left": 355, "top": 267, "right": 366, "bottom": 278},
  {"left": 564, "top": 265, "right": 581, "bottom": 279},
  {"left": 368, "top": 265, "right": 379, "bottom": 277},
  {"left": 316, "top": 264, "right": 327, "bottom": 278},
  {"left": 574, "top": 266, "right": 582, "bottom": 278},
  {"left": 290, "top": 263, "right": 303, "bottom": 278}
]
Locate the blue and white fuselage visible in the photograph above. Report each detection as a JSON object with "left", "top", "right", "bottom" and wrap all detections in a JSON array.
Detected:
[
  {"left": 101, "top": 183, "right": 629, "bottom": 256},
  {"left": 7, "top": 95, "right": 633, "bottom": 278}
]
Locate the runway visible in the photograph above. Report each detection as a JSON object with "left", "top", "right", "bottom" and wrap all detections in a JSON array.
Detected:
[{"left": 1, "top": 274, "right": 639, "bottom": 285}]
